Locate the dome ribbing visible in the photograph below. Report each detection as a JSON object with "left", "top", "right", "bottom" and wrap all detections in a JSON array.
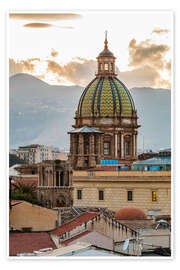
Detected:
[{"left": 77, "top": 77, "right": 135, "bottom": 117}]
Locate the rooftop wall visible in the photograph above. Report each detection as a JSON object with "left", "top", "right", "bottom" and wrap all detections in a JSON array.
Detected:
[{"left": 73, "top": 170, "right": 171, "bottom": 177}]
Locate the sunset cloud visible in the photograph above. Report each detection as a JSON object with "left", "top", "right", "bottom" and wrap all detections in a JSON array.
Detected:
[
  {"left": 117, "top": 66, "right": 161, "bottom": 88},
  {"left": 128, "top": 38, "right": 169, "bottom": 70},
  {"left": 152, "top": 28, "right": 169, "bottom": 34},
  {"left": 9, "top": 13, "right": 82, "bottom": 21},
  {"left": 51, "top": 49, "right": 59, "bottom": 58},
  {"left": 46, "top": 58, "right": 170, "bottom": 89},
  {"left": 47, "top": 59, "right": 96, "bottom": 86},
  {"left": 166, "top": 61, "right": 171, "bottom": 75},
  {"left": 9, "top": 58, "right": 40, "bottom": 76},
  {"left": 23, "top": 23, "right": 74, "bottom": 29},
  {"left": 24, "top": 23, "right": 52, "bottom": 28}
]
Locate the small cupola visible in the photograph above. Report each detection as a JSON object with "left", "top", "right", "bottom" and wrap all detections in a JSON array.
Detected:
[{"left": 96, "top": 31, "right": 116, "bottom": 77}]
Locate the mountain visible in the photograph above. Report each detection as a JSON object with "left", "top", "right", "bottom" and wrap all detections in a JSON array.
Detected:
[
  {"left": 9, "top": 73, "right": 171, "bottom": 151},
  {"left": 130, "top": 87, "right": 171, "bottom": 151}
]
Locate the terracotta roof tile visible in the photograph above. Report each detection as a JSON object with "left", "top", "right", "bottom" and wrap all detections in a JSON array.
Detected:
[
  {"left": 9, "top": 232, "right": 56, "bottom": 256},
  {"left": 51, "top": 212, "right": 101, "bottom": 236}
]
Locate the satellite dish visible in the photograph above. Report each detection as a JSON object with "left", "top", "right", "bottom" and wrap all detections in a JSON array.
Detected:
[{"left": 122, "top": 238, "right": 129, "bottom": 251}]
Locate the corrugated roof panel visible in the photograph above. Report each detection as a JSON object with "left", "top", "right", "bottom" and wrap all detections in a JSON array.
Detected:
[
  {"left": 133, "top": 157, "right": 171, "bottom": 165},
  {"left": 68, "top": 126, "right": 103, "bottom": 134}
]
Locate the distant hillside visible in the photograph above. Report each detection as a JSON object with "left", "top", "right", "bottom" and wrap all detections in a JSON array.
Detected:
[
  {"left": 9, "top": 73, "right": 171, "bottom": 151},
  {"left": 130, "top": 87, "right": 171, "bottom": 151}
]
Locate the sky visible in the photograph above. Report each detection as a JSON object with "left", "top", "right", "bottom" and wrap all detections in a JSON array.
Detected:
[{"left": 9, "top": 11, "right": 172, "bottom": 89}]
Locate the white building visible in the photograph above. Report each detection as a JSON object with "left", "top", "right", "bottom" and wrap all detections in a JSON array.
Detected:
[{"left": 17, "top": 144, "right": 53, "bottom": 164}]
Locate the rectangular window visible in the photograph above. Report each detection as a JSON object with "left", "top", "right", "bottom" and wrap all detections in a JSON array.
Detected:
[
  {"left": 152, "top": 191, "right": 157, "bottom": 201},
  {"left": 77, "top": 190, "right": 82, "bottom": 200},
  {"left": 104, "top": 142, "right": 110, "bottom": 155},
  {"left": 99, "top": 190, "right": 104, "bottom": 200},
  {"left": 128, "top": 191, "right": 133, "bottom": 201}
]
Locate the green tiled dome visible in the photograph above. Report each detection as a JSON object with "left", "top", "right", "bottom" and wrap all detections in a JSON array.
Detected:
[{"left": 78, "top": 77, "right": 135, "bottom": 117}]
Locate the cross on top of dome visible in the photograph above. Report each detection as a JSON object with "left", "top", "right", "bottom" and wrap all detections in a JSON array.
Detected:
[{"left": 104, "top": 30, "right": 108, "bottom": 49}]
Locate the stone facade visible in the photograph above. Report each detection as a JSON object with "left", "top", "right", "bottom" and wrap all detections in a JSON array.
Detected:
[
  {"left": 37, "top": 160, "right": 73, "bottom": 208},
  {"left": 72, "top": 170, "right": 171, "bottom": 216}
]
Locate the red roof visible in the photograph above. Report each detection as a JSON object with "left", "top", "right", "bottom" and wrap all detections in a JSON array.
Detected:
[
  {"left": 51, "top": 212, "right": 101, "bottom": 236},
  {"left": 114, "top": 206, "right": 147, "bottom": 220},
  {"left": 9, "top": 232, "right": 56, "bottom": 256}
]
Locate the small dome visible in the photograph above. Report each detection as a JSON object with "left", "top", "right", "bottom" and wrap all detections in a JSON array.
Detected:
[
  {"left": 114, "top": 206, "right": 147, "bottom": 220},
  {"left": 77, "top": 77, "right": 135, "bottom": 117},
  {"left": 98, "top": 48, "right": 114, "bottom": 58}
]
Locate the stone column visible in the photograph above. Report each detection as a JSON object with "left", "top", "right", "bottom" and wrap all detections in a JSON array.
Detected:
[
  {"left": 97, "top": 134, "right": 102, "bottom": 163},
  {"left": 47, "top": 170, "right": 50, "bottom": 186},
  {"left": 77, "top": 134, "right": 84, "bottom": 168},
  {"left": 38, "top": 167, "right": 42, "bottom": 186},
  {"left": 133, "top": 133, "right": 136, "bottom": 158},
  {"left": 121, "top": 132, "right": 124, "bottom": 159},
  {"left": 100, "top": 135, "right": 104, "bottom": 158},
  {"left": 89, "top": 134, "right": 96, "bottom": 167},
  {"left": 135, "top": 132, "right": 137, "bottom": 159},
  {"left": 53, "top": 170, "right": 56, "bottom": 187},
  {"left": 115, "top": 132, "right": 118, "bottom": 158}
]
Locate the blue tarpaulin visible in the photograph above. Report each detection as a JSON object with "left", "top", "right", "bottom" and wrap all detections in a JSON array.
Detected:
[{"left": 100, "top": 160, "right": 118, "bottom": 165}]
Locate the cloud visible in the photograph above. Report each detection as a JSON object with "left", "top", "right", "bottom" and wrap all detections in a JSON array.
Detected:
[
  {"left": 24, "top": 23, "right": 52, "bottom": 28},
  {"left": 47, "top": 59, "right": 96, "bottom": 86},
  {"left": 155, "top": 78, "right": 171, "bottom": 89},
  {"left": 117, "top": 65, "right": 161, "bottom": 89},
  {"left": 9, "top": 58, "right": 40, "bottom": 76},
  {"left": 128, "top": 38, "right": 169, "bottom": 70},
  {"left": 46, "top": 58, "right": 170, "bottom": 89},
  {"left": 51, "top": 49, "right": 59, "bottom": 58},
  {"left": 23, "top": 23, "right": 74, "bottom": 29},
  {"left": 166, "top": 61, "right": 171, "bottom": 75},
  {"left": 152, "top": 29, "right": 169, "bottom": 34},
  {"left": 9, "top": 13, "right": 82, "bottom": 21}
]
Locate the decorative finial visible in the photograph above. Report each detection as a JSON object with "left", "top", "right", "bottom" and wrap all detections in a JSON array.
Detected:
[{"left": 104, "top": 30, "right": 108, "bottom": 49}]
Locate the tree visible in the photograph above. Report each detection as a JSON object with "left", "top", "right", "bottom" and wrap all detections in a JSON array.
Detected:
[{"left": 11, "top": 182, "right": 41, "bottom": 205}]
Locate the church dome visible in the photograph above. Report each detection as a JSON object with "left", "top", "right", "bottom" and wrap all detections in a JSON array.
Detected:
[
  {"left": 77, "top": 76, "right": 135, "bottom": 117},
  {"left": 114, "top": 206, "right": 147, "bottom": 220}
]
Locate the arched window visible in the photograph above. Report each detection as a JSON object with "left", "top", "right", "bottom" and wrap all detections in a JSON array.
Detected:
[
  {"left": 104, "top": 142, "right": 110, "bottom": 155},
  {"left": 104, "top": 63, "right": 109, "bottom": 70},
  {"left": 60, "top": 171, "right": 64, "bottom": 186},
  {"left": 84, "top": 134, "right": 89, "bottom": 155},
  {"left": 56, "top": 171, "right": 59, "bottom": 186},
  {"left": 125, "top": 141, "right": 130, "bottom": 156}
]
